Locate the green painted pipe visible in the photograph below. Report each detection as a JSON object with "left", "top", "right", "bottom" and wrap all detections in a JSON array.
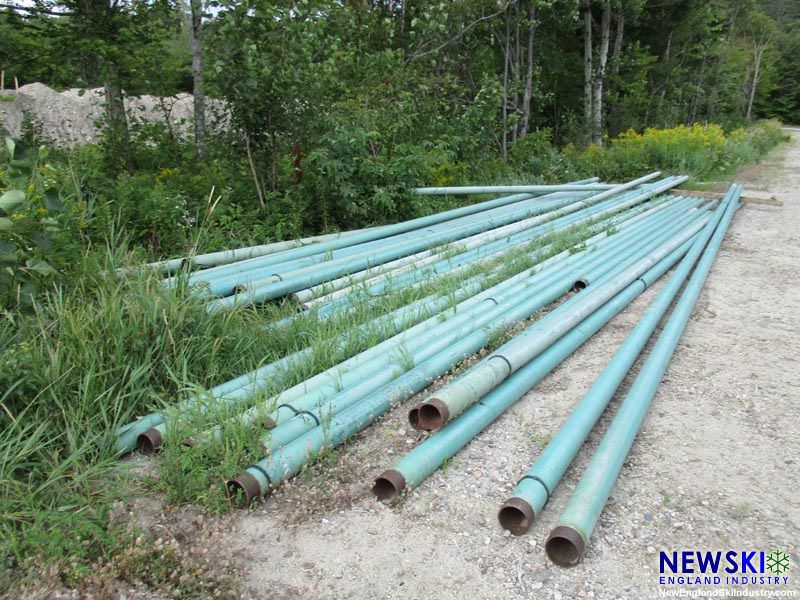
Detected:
[
  {"left": 210, "top": 174, "right": 665, "bottom": 308},
  {"left": 413, "top": 184, "right": 617, "bottom": 195},
  {"left": 192, "top": 188, "right": 593, "bottom": 296},
  {"left": 544, "top": 185, "right": 742, "bottom": 567},
  {"left": 498, "top": 187, "right": 740, "bottom": 536},
  {"left": 299, "top": 179, "right": 683, "bottom": 310},
  {"left": 128, "top": 279, "right": 484, "bottom": 453},
  {"left": 413, "top": 201, "right": 705, "bottom": 431},
  {"left": 223, "top": 197, "right": 705, "bottom": 450},
  {"left": 228, "top": 223, "right": 705, "bottom": 507},
  {"left": 120, "top": 190, "right": 692, "bottom": 454},
  {"left": 372, "top": 235, "right": 698, "bottom": 503},
  {"left": 206, "top": 194, "right": 583, "bottom": 306}
]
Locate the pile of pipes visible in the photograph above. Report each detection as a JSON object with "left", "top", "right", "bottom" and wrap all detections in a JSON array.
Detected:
[{"left": 114, "top": 174, "right": 743, "bottom": 566}]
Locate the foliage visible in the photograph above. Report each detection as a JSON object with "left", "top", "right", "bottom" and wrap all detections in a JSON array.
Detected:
[
  {"left": 0, "top": 136, "right": 89, "bottom": 310},
  {"left": 565, "top": 120, "right": 787, "bottom": 181}
]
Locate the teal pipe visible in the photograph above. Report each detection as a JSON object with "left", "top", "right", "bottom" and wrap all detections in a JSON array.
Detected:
[
  {"left": 303, "top": 184, "right": 684, "bottom": 317},
  {"left": 498, "top": 187, "right": 739, "bottom": 535},
  {"left": 303, "top": 179, "right": 684, "bottom": 311},
  {"left": 228, "top": 227, "right": 702, "bottom": 507},
  {"left": 119, "top": 191, "right": 694, "bottom": 453},
  {"left": 192, "top": 189, "right": 592, "bottom": 296},
  {"left": 125, "top": 277, "right": 485, "bottom": 454},
  {"left": 413, "top": 204, "right": 707, "bottom": 431},
  {"left": 372, "top": 234, "right": 698, "bottom": 503},
  {"left": 413, "top": 184, "right": 617, "bottom": 195},
  {"left": 209, "top": 175, "right": 666, "bottom": 307},
  {"left": 206, "top": 194, "right": 584, "bottom": 306},
  {"left": 235, "top": 198, "right": 706, "bottom": 449},
  {"left": 544, "top": 185, "right": 742, "bottom": 567}
]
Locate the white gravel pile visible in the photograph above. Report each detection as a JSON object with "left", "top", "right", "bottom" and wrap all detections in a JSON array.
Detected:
[{"left": 0, "top": 82, "right": 220, "bottom": 147}]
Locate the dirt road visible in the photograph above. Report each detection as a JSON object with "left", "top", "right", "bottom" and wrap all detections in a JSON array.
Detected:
[{"left": 228, "top": 133, "right": 800, "bottom": 599}]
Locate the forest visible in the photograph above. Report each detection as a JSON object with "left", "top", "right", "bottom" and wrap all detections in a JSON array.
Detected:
[
  {"left": 0, "top": 0, "right": 796, "bottom": 250},
  {"left": 0, "top": 0, "right": 795, "bottom": 597}
]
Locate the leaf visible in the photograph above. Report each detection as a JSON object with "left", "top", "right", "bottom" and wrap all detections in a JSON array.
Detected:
[
  {"left": 4, "top": 137, "right": 15, "bottom": 157},
  {"left": 29, "top": 233, "right": 52, "bottom": 250},
  {"left": 0, "top": 217, "right": 14, "bottom": 230},
  {"left": 25, "top": 259, "right": 58, "bottom": 277},
  {"left": 0, "top": 190, "right": 25, "bottom": 214},
  {"left": 43, "top": 189, "right": 64, "bottom": 213}
]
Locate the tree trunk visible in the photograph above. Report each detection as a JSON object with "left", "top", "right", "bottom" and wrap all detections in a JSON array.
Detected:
[
  {"left": 612, "top": 10, "right": 624, "bottom": 74},
  {"left": 501, "top": 11, "right": 511, "bottom": 162},
  {"left": 591, "top": 0, "right": 611, "bottom": 147},
  {"left": 746, "top": 45, "right": 764, "bottom": 121},
  {"left": 188, "top": 0, "right": 207, "bottom": 161},
  {"left": 582, "top": 0, "right": 593, "bottom": 146},
  {"left": 511, "top": 1, "right": 521, "bottom": 144},
  {"left": 102, "top": 67, "right": 135, "bottom": 174},
  {"left": 519, "top": 3, "right": 538, "bottom": 138}
]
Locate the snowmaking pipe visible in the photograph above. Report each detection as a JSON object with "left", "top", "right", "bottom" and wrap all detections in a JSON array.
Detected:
[
  {"left": 227, "top": 204, "right": 706, "bottom": 507},
  {"left": 139, "top": 231, "right": 364, "bottom": 277},
  {"left": 406, "top": 204, "right": 709, "bottom": 435},
  {"left": 212, "top": 174, "right": 667, "bottom": 309},
  {"left": 498, "top": 187, "right": 739, "bottom": 536},
  {"left": 204, "top": 191, "right": 586, "bottom": 304},
  {"left": 205, "top": 183, "right": 621, "bottom": 301},
  {"left": 414, "top": 194, "right": 708, "bottom": 431},
  {"left": 301, "top": 178, "right": 685, "bottom": 311},
  {"left": 189, "top": 184, "right": 598, "bottom": 295},
  {"left": 118, "top": 189, "right": 692, "bottom": 453},
  {"left": 413, "top": 184, "right": 617, "bottom": 195},
  {"left": 372, "top": 234, "right": 698, "bottom": 504},
  {"left": 544, "top": 185, "right": 742, "bottom": 567},
  {"left": 250, "top": 200, "right": 708, "bottom": 455},
  {"left": 200, "top": 175, "right": 661, "bottom": 299},
  {"left": 305, "top": 190, "right": 684, "bottom": 322},
  {"left": 130, "top": 276, "right": 488, "bottom": 454}
]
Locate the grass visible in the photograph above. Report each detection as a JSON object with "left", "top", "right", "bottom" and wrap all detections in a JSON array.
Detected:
[{"left": 0, "top": 119, "right": 788, "bottom": 597}]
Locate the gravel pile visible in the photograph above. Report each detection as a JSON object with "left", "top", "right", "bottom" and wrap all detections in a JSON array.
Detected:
[{"left": 0, "top": 82, "right": 221, "bottom": 147}]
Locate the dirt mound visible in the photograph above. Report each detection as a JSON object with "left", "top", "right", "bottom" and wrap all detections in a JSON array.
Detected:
[{"left": 0, "top": 82, "right": 220, "bottom": 147}]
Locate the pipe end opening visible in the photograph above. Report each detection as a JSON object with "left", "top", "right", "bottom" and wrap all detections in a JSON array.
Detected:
[
  {"left": 226, "top": 472, "right": 262, "bottom": 508},
  {"left": 497, "top": 498, "right": 535, "bottom": 535},
  {"left": 407, "top": 405, "right": 421, "bottom": 430},
  {"left": 417, "top": 399, "right": 449, "bottom": 431},
  {"left": 373, "top": 470, "right": 406, "bottom": 504},
  {"left": 545, "top": 526, "right": 586, "bottom": 567},
  {"left": 572, "top": 278, "right": 588, "bottom": 292},
  {"left": 136, "top": 429, "right": 163, "bottom": 455}
]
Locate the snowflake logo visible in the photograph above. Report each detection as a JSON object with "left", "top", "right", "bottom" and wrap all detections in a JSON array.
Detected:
[{"left": 766, "top": 550, "right": 790, "bottom": 575}]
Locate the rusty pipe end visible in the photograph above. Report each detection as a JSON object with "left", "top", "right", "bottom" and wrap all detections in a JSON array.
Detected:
[
  {"left": 226, "top": 472, "right": 262, "bottom": 508},
  {"left": 137, "top": 428, "right": 163, "bottom": 455},
  {"left": 373, "top": 469, "right": 406, "bottom": 504},
  {"left": 417, "top": 398, "right": 450, "bottom": 431},
  {"left": 497, "top": 497, "right": 535, "bottom": 535},
  {"left": 572, "top": 278, "right": 589, "bottom": 292},
  {"left": 545, "top": 525, "right": 586, "bottom": 567}
]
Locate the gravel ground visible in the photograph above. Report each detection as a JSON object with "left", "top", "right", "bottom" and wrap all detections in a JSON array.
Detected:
[{"left": 220, "top": 134, "right": 800, "bottom": 599}]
